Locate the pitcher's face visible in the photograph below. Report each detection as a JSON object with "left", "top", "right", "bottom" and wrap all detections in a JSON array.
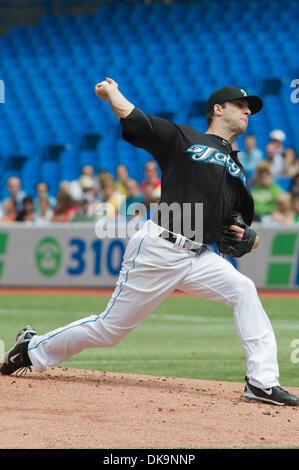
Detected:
[{"left": 221, "top": 99, "right": 251, "bottom": 135}]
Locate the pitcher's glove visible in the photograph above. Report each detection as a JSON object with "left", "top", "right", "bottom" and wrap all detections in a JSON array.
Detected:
[{"left": 217, "top": 212, "right": 257, "bottom": 258}]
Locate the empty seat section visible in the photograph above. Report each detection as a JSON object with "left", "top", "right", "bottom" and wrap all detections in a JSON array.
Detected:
[{"left": 0, "top": 0, "right": 297, "bottom": 200}]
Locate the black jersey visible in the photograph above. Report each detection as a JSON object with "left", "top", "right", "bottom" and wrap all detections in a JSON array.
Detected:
[{"left": 121, "top": 108, "right": 254, "bottom": 244}]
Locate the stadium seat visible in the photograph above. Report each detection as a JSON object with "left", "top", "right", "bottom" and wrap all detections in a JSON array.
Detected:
[
  {"left": 0, "top": 0, "right": 297, "bottom": 200},
  {"left": 276, "top": 178, "right": 292, "bottom": 192}
]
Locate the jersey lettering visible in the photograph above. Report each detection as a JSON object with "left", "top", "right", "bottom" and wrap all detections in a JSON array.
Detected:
[{"left": 186, "top": 144, "right": 246, "bottom": 187}]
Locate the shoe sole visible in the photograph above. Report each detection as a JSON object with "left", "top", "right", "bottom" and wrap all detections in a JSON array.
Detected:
[
  {"left": 0, "top": 326, "right": 36, "bottom": 374},
  {"left": 244, "top": 391, "right": 287, "bottom": 406}
]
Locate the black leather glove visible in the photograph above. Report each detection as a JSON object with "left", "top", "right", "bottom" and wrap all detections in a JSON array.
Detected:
[{"left": 217, "top": 211, "right": 257, "bottom": 258}]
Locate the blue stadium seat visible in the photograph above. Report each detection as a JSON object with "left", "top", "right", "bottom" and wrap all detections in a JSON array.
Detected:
[
  {"left": 276, "top": 178, "right": 292, "bottom": 192},
  {"left": 0, "top": 0, "right": 297, "bottom": 201},
  {"left": 78, "top": 149, "right": 96, "bottom": 168}
]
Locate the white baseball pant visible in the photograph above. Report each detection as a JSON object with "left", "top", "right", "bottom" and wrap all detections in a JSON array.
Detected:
[{"left": 28, "top": 220, "right": 279, "bottom": 389}]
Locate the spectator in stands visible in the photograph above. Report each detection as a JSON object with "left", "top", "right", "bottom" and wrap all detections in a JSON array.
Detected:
[
  {"left": 251, "top": 161, "right": 283, "bottom": 221},
  {"left": 238, "top": 134, "right": 263, "bottom": 172},
  {"left": 35, "top": 181, "right": 56, "bottom": 210},
  {"left": 231, "top": 139, "right": 239, "bottom": 151},
  {"left": 51, "top": 188, "right": 78, "bottom": 222},
  {"left": 270, "top": 192, "right": 295, "bottom": 225},
  {"left": 115, "top": 164, "right": 130, "bottom": 196},
  {"left": 97, "top": 170, "right": 114, "bottom": 198},
  {"left": 58, "top": 180, "right": 72, "bottom": 195},
  {"left": 118, "top": 178, "right": 145, "bottom": 219},
  {"left": 69, "top": 165, "right": 98, "bottom": 202},
  {"left": 0, "top": 198, "right": 17, "bottom": 223},
  {"left": 140, "top": 160, "right": 161, "bottom": 194},
  {"left": 264, "top": 141, "right": 284, "bottom": 179},
  {"left": 282, "top": 148, "right": 299, "bottom": 178},
  {"left": 290, "top": 173, "right": 299, "bottom": 197},
  {"left": 79, "top": 175, "right": 98, "bottom": 202},
  {"left": 16, "top": 195, "right": 36, "bottom": 223},
  {"left": 94, "top": 175, "right": 120, "bottom": 219},
  {"left": 72, "top": 194, "right": 99, "bottom": 222},
  {"left": 269, "top": 129, "right": 286, "bottom": 159},
  {"left": 141, "top": 182, "right": 160, "bottom": 220},
  {"left": 292, "top": 194, "right": 299, "bottom": 223},
  {"left": 35, "top": 195, "right": 54, "bottom": 226},
  {"left": 4, "top": 176, "right": 26, "bottom": 213}
]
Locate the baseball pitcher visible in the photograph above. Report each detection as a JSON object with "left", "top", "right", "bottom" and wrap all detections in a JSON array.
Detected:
[{"left": 1, "top": 79, "right": 298, "bottom": 406}]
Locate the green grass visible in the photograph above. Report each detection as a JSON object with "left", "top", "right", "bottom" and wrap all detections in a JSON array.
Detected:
[{"left": 1, "top": 294, "right": 299, "bottom": 387}]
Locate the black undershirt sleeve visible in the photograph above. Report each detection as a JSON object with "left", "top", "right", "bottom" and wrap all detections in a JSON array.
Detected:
[
  {"left": 120, "top": 107, "right": 178, "bottom": 164},
  {"left": 120, "top": 107, "right": 153, "bottom": 139}
]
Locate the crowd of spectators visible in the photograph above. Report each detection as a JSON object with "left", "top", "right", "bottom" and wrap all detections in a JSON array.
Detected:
[
  {"left": 0, "top": 160, "right": 162, "bottom": 225},
  {"left": 237, "top": 129, "right": 299, "bottom": 226},
  {"left": 0, "top": 129, "right": 298, "bottom": 228}
]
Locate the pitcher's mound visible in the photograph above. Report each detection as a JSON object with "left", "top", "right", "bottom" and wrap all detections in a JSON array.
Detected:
[{"left": 1, "top": 367, "right": 298, "bottom": 448}]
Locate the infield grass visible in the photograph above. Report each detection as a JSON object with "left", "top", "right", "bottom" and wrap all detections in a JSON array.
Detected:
[{"left": 0, "top": 294, "right": 299, "bottom": 387}]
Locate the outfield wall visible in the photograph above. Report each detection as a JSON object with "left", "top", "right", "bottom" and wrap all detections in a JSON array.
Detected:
[{"left": 0, "top": 223, "right": 299, "bottom": 290}]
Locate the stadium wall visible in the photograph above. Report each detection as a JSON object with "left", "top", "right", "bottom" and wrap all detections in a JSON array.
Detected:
[{"left": 0, "top": 224, "right": 299, "bottom": 289}]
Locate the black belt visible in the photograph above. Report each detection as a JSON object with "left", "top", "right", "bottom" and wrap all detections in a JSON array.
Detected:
[{"left": 159, "top": 230, "right": 206, "bottom": 254}]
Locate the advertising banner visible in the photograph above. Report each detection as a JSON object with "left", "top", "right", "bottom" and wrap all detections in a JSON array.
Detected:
[
  {"left": 0, "top": 223, "right": 128, "bottom": 287},
  {"left": 236, "top": 226, "right": 299, "bottom": 289},
  {"left": 0, "top": 223, "right": 298, "bottom": 289}
]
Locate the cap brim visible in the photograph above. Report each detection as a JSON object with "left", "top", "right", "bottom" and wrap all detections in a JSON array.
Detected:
[{"left": 243, "top": 95, "right": 263, "bottom": 115}]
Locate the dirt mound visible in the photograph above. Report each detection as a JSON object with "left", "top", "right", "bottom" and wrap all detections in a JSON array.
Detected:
[{"left": 1, "top": 368, "right": 298, "bottom": 449}]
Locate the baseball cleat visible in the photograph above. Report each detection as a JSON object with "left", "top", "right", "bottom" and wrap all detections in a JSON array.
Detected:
[
  {"left": 0, "top": 325, "right": 36, "bottom": 376},
  {"left": 244, "top": 376, "right": 299, "bottom": 406}
]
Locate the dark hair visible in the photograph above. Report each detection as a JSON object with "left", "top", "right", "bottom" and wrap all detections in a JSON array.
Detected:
[
  {"left": 291, "top": 173, "right": 299, "bottom": 185},
  {"left": 23, "top": 195, "right": 33, "bottom": 204},
  {"left": 206, "top": 102, "right": 226, "bottom": 127},
  {"left": 55, "top": 189, "right": 75, "bottom": 215}
]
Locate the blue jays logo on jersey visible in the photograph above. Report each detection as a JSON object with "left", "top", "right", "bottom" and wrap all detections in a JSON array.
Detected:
[{"left": 186, "top": 144, "right": 247, "bottom": 188}]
